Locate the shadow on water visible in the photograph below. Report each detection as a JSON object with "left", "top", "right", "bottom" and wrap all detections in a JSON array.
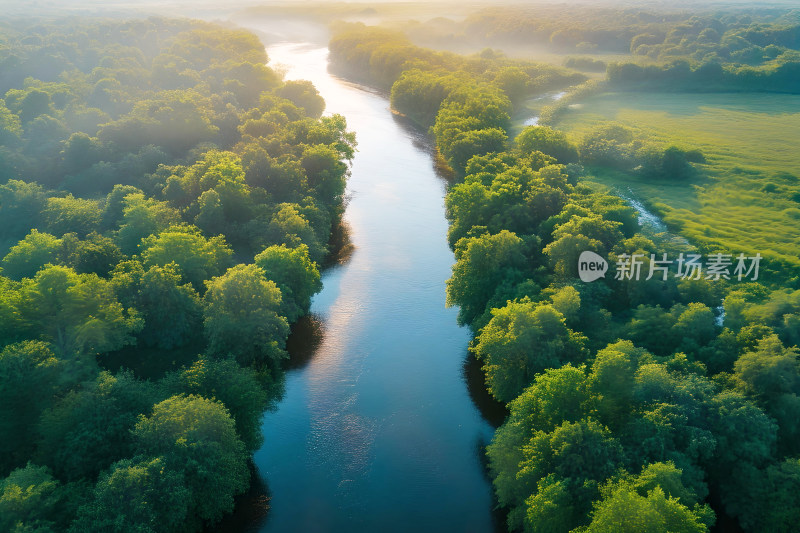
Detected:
[
  {"left": 209, "top": 314, "right": 327, "bottom": 530},
  {"left": 472, "top": 436, "right": 511, "bottom": 533},
  {"left": 205, "top": 463, "right": 272, "bottom": 533},
  {"left": 323, "top": 217, "right": 355, "bottom": 269},
  {"left": 463, "top": 352, "right": 509, "bottom": 429},
  {"left": 464, "top": 351, "right": 511, "bottom": 533},
  {"left": 280, "top": 212, "right": 354, "bottom": 371},
  {"left": 283, "top": 313, "right": 326, "bottom": 371},
  {"left": 389, "top": 111, "right": 458, "bottom": 184}
]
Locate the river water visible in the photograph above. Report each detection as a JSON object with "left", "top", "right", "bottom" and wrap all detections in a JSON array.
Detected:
[{"left": 231, "top": 40, "right": 500, "bottom": 533}]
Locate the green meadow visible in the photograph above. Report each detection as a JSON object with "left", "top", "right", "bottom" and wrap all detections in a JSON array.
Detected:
[{"left": 553, "top": 92, "right": 800, "bottom": 275}]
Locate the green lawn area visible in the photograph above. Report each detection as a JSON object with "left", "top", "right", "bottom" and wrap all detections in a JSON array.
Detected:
[{"left": 552, "top": 92, "right": 800, "bottom": 275}]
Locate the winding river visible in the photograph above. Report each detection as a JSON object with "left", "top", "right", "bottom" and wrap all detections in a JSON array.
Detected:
[{"left": 224, "top": 36, "right": 501, "bottom": 533}]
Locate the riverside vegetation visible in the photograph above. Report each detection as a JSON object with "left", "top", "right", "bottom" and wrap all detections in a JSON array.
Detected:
[
  {"left": 0, "top": 17, "right": 354, "bottom": 532},
  {"left": 329, "top": 7, "right": 800, "bottom": 532}
]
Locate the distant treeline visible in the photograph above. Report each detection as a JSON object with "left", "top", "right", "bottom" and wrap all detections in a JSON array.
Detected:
[
  {"left": 607, "top": 58, "right": 800, "bottom": 93},
  {"left": 0, "top": 17, "right": 354, "bottom": 532},
  {"left": 329, "top": 23, "right": 585, "bottom": 129},
  {"left": 410, "top": 5, "right": 800, "bottom": 59},
  {"left": 399, "top": 5, "right": 800, "bottom": 93},
  {"left": 328, "top": 23, "right": 800, "bottom": 533}
]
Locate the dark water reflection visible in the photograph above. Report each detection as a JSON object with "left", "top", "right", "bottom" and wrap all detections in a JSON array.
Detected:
[
  {"left": 226, "top": 38, "right": 501, "bottom": 533},
  {"left": 463, "top": 353, "right": 509, "bottom": 429},
  {"left": 207, "top": 463, "right": 271, "bottom": 533},
  {"left": 284, "top": 314, "right": 326, "bottom": 371}
]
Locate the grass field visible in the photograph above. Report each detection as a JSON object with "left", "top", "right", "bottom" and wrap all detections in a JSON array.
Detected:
[{"left": 551, "top": 92, "right": 800, "bottom": 277}]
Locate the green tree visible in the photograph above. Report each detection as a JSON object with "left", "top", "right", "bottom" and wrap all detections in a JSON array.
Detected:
[
  {"left": 111, "top": 261, "right": 202, "bottom": 350},
  {"left": 132, "top": 394, "right": 249, "bottom": 529},
  {"left": 633, "top": 462, "right": 702, "bottom": 507},
  {"left": 70, "top": 457, "right": 188, "bottom": 533},
  {"left": 707, "top": 390, "right": 778, "bottom": 526},
  {"left": 115, "top": 193, "right": 181, "bottom": 255},
  {"left": 37, "top": 371, "right": 159, "bottom": 482},
  {"left": 100, "top": 185, "right": 143, "bottom": 231},
  {"left": 241, "top": 146, "right": 306, "bottom": 202},
  {"left": 524, "top": 474, "right": 583, "bottom": 533},
  {"left": 446, "top": 230, "right": 528, "bottom": 326},
  {"left": 734, "top": 334, "right": 800, "bottom": 402},
  {"left": 584, "top": 485, "right": 708, "bottom": 533},
  {"left": 194, "top": 189, "right": 225, "bottom": 235},
  {"left": 204, "top": 264, "right": 289, "bottom": 367},
  {"left": 475, "top": 300, "right": 586, "bottom": 402},
  {"left": 446, "top": 127, "right": 508, "bottom": 174},
  {"left": 750, "top": 458, "right": 800, "bottom": 532},
  {"left": 162, "top": 356, "right": 269, "bottom": 451},
  {"left": 1, "top": 230, "right": 62, "bottom": 280},
  {"left": 16, "top": 265, "right": 142, "bottom": 356},
  {"left": 543, "top": 232, "right": 603, "bottom": 280},
  {"left": 518, "top": 418, "right": 624, "bottom": 494},
  {"left": 301, "top": 143, "right": 348, "bottom": 208},
  {"left": 276, "top": 80, "right": 325, "bottom": 118},
  {"left": 627, "top": 305, "right": 680, "bottom": 355},
  {"left": 390, "top": 69, "right": 455, "bottom": 128},
  {"left": 445, "top": 180, "right": 490, "bottom": 247},
  {"left": 0, "top": 464, "right": 65, "bottom": 532},
  {"left": 0, "top": 179, "right": 47, "bottom": 241},
  {"left": 43, "top": 195, "right": 101, "bottom": 236},
  {"left": 265, "top": 204, "right": 326, "bottom": 263},
  {"left": 516, "top": 125, "right": 579, "bottom": 164},
  {"left": 98, "top": 90, "right": 219, "bottom": 156},
  {"left": 0, "top": 277, "right": 23, "bottom": 345},
  {"left": 589, "top": 340, "right": 652, "bottom": 429},
  {"left": 673, "top": 302, "right": 717, "bottom": 355},
  {"left": 61, "top": 132, "right": 104, "bottom": 175},
  {"left": 0, "top": 99, "right": 22, "bottom": 144},
  {"left": 254, "top": 243, "right": 322, "bottom": 322},
  {"left": 487, "top": 368, "right": 591, "bottom": 530},
  {"left": 548, "top": 285, "right": 581, "bottom": 326},
  {"left": 65, "top": 232, "right": 124, "bottom": 277},
  {"left": 0, "top": 342, "right": 62, "bottom": 475},
  {"left": 494, "top": 66, "right": 530, "bottom": 105},
  {"left": 141, "top": 226, "right": 233, "bottom": 291},
  {"left": 17, "top": 89, "right": 53, "bottom": 123}
]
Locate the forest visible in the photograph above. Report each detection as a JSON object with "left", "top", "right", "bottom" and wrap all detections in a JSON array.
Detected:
[
  {"left": 350, "top": 3, "right": 797, "bottom": 95},
  {"left": 2, "top": 2, "right": 800, "bottom": 532},
  {"left": 0, "top": 16, "right": 354, "bottom": 532},
  {"left": 328, "top": 7, "right": 800, "bottom": 532}
]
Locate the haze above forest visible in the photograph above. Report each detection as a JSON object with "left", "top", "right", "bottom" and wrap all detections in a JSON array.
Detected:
[{"left": 3, "top": 0, "right": 800, "bottom": 18}]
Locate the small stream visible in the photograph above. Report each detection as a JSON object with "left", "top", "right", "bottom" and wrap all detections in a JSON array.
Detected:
[{"left": 522, "top": 90, "right": 567, "bottom": 126}]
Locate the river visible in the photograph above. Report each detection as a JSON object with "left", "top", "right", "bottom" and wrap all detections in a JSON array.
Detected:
[{"left": 223, "top": 38, "right": 501, "bottom": 533}]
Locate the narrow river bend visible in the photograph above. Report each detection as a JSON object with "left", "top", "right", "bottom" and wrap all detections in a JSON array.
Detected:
[{"left": 235, "top": 40, "right": 499, "bottom": 533}]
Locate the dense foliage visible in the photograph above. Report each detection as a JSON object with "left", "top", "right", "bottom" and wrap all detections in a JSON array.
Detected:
[
  {"left": 404, "top": 5, "right": 800, "bottom": 93},
  {"left": 0, "top": 17, "right": 354, "bottom": 532},
  {"left": 330, "top": 19, "right": 800, "bottom": 533},
  {"left": 330, "top": 24, "right": 584, "bottom": 132}
]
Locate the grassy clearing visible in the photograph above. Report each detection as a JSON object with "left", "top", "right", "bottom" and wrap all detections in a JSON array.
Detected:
[{"left": 552, "top": 92, "right": 800, "bottom": 275}]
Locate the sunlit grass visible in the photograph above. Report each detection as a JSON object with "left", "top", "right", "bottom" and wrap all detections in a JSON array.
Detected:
[{"left": 553, "top": 92, "right": 800, "bottom": 272}]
